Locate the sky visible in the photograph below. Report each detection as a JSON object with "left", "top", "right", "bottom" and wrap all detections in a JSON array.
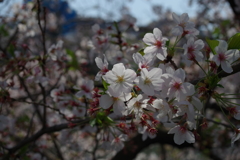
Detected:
[
  {"left": 0, "top": 0, "right": 231, "bottom": 26},
  {"left": 0, "top": 0, "right": 199, "bottom": 26},
  {"left": 68, "top": 0, "right": 199, "bottom": 26}
]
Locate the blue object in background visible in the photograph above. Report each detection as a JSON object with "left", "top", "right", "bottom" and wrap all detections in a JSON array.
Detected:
[{"left": 24, "top": 0, "right": 77, "bottom": 34}]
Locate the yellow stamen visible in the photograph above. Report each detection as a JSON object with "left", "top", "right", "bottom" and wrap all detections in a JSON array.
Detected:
[
  {"left": 116, "top": 75, "right": 125, "bottom": 83},
  {"left": 144, "top": 77, "right": 152, "bottom": 85},
  {"left": 134, "top": 101, "right": 142, "bottom": 109}
]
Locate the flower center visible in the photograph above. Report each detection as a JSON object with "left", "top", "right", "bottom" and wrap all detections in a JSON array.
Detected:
[
  {"left": 188, "top": 52, "right": 195, "bottom": 61},
  {"left": 114, "top": 137, "right": 120, "bottom": 143},
  {"left": 147, "top": 127, "right": 157, "bottom": 135},
  {"left": 144, "top": 77, "right": 152, "bottom": 85},
  {"left": 179, "top": 126, "right": 187, "bottom": 133},
  {"left": 101, "top": 67, "right": 109, "bottom": 74},
  {"left": 218, "top": 53, "right": 226, "bottom": 61},
  {"left": 141, "top": 64, "right": 147, "bottom": 69},
  {"left": 227, "top": 107, "right": 238, "bottom": 115},
  {"left": 81, "top": 85, "right": 90, "bottom": 93},
  {"left": 187, "top": 46, "right": 195, "bottom": 54},
  {"left": 134, "top": 101, "right": 142, "bottom": 109},
  {"left": 182, "top": 30, "right": 189, "bottom": 36},
  {"left": 173, "top": 82, "right": 181, "bottom": 90},
  {"left": 116, "top": 75, "right": 125, "bottom": 83},
  {"left": 113, "top": 97, "right": 119, "bottom": 101},
  {"left": 155, "top": 40, "right": 162, "bottom": 48},
  {"left": 179, "top": 22, "right": 186, "bottom": 28}
]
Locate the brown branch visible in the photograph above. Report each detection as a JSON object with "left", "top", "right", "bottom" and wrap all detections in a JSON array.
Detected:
[
  {"left": 17, "top": 75, "right": 44, "bottom": 124},
  {"left": 3, "top": 118, "right": 90, "bottom": 159},
  {"left": 51, "top": 135, "right": 65, "bottom": 160},
  {"left": 191, "top": 62, "right": 240, "bottom": 85},
  {"left": 112, "top": 129, "right": 193, "bottom": 160},
  {"left": 226, "top": 0, "right": 240, "bottom": 24},
  {"left": 37, "top": 0, "right": 47, "bottom": 128}
]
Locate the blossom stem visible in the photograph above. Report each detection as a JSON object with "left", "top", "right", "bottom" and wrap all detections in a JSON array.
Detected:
[
  {"left": 216, "top": 98, "right": 236, "bottom": 129},
  {"left": 195, "top": 61, "right": 207, "bottom": 75}
]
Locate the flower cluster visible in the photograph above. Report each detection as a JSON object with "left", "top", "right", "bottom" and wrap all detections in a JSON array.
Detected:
[
  {"left": 1, "top": 3, "right": 240, "bottom": 159},
  {"left": 89, "top": 12, "right": 240, "bottom": 146}
]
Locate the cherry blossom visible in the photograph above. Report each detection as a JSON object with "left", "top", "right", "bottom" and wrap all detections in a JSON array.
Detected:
[
  {"left": 168, "top": 125, "right": 195, "bottom": 145},
  {"left": 152, "top": 98, "right": 171, "bottom": 121},
  {"left": 75, "top": 79, "right": 94, "bottom": 99},
  {"left": 162, "top": 68, "right": 195, "bottom": 101},
  {"left": 143, "top": 28, "right": 168, "bottom": 60},
  {"left": 99, "top": 92, "right": 132, "bottom": 116},
  {"left": 231, "top": 128, "right": 240, "bottom": 146},
  {"left": 139, "top": 126, "right": 157, "bottom": 141},
  {"left": 50, "top": 85, "right": 65, "bottom": 102},
  {"left": 212, "top": 40, "right": 239, "bottom": 73},
  {"left": 171, "top": 12, "right": 199, "bottom": 38},
  {"left": 95, "top": 54, "right": 109, "bottom": 81},
  {"left": 111, "top": 134, "right": 128, "bottom": 152},
  {"left": 227, "top": 105, "right": 240, "bottom": 120},
  {"left": 182, "top": 37, "right": 204, "bottom": 66},
  {"left": 48, "top": 40, "right": 64, "bottom": 61},
  {"left": 103, "top": 63, "right": 136, "bottom": 97},
  {"left": 132, "top": 52, "right": 155, "bottom": 70},
  {"left": 125, "top": 94, "right": 148, "bottom": 119},
  {"left": 134, "top": 68, "right": 163, "bottom": 96}
]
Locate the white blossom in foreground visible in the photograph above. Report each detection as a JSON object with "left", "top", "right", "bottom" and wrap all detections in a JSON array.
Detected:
[
  {"left": 125, "top": 94, "right": 148, "bottom": 119},
  {"left": 143, "top": 28, "right": 168, "bottom": 60},
  {"left": 162, "top": 68, "right": 195, "bottom": 101},
  {"left": 212, "top": 40, "right": 239, "bottom": 73},
  {"left": 168, "top": 125, "right": 195, "bottom": 145},
  {"left": 182, "top": 37, "right": 204, "bottom": 66},
  {"left": 111, "top": 134, "right": 128, "bottom": 152},
  {"left": 135, "top": 68, "right": 163, "bottom": 96},
  {"left": 48, "top": 40, "right": 64, "bottom": 61},
  {"left": 103, "top": 63, "right": 136, "bottom": 97},
  {"left": 152, "top": 98, "right": 171, "bottom": 121},
  {"left": 139, "top": 126, "right": 157, "bottom": 141},
  {"left": 95, "top": 54, "right": 109, "bottom": 81},
  {"left": 132, "top": 52, "right": 155, "bottom": 70},
  {"left": 99, "top": 92, "right": 132, "bottom": 116},
  {"left": 75, "top": 79, "right": 94, "bottom": 99},
  {"left": 171, "top": 12, "right": 199, "bottom": 38},
  {"left": 231, "top": 128, "right": 240, "bottom": 146}
]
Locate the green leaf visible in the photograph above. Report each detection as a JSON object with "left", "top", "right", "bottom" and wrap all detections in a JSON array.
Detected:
[
  {"left": 221, "top": 20, "right": 231, "bottom": 27},
  {"left": 102, "top": 79, "right": 110, "bottom": 91},
  {"left": 96, "top": 118, "right": 102, "bottom": 125},
  {"left": 106, "top": 116, "right": 114, "bottom": 124},
  {"left": 216, "top": 84, "right": 224, "bottom": 88},
  {"left": 213, "top": 27, "right": 220, "bottom": 35},
  {"left": 22, "top": 155, "right": 31, "bottom": 160},
  {"left": 113, "top": 21, "right": 120, "bottom": 32},
  {"left": 90, "top": 118, "right": 96, "bottom": 127},
  {"left": 206, "top": 38, "right": 219, "bottom": 55},
  {"left": 18, "top": 115, "right": 30, "bottom": 123},
  {"left": 94, "top": 111, "right": 114, "bottom": 127},
  {"left": 17, "top": 144, "right": 29, "bottom": 157},
  {"left": 138, "top": 49, "right": 145, "bottom": 56},
  {"left": 0, "top": 25, "right": 9, "bottom": 37},
  {"left": 228, "top": 32, "right": 240, "bottom": 50},
  {"left": 207, "top": 75, "right": 221, "bottom": 90},
  {"left": 66, "top": 49, "right": 78, "bottom": 70},
  {"left": 7, "top": 44, "right": 16, "bottom": 58}
]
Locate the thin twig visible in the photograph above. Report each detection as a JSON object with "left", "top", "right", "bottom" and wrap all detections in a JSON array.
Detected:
[
  {"left": 51, "top": 135, "right": 65, "bottom": 160},
  {"left": 37, "top": 0, "right": 47, "bottom": 128},
  {"left": 4, "top": 118, "right": 90, "bottom": 159}
]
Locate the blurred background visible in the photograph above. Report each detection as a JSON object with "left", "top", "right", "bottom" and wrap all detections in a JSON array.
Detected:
[
  {"left": 1, "top": 0, "right": 240, "bottom": 160},
  {"left": 0, "top": 0, "right": 238, "bottom": 36}
]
